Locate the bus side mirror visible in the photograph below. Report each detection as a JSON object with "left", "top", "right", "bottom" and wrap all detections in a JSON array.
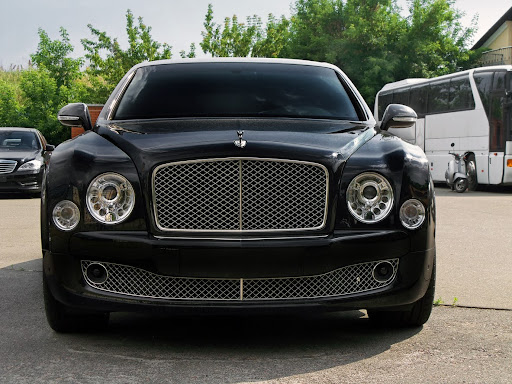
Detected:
[
  {"left": 57, "top": 103, "right": 93, "bottom": 131},
  {"left": 380, "top": 104, "right": 417, "bottom": 131}
]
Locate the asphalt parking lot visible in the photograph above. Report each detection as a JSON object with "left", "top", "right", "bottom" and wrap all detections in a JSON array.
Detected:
[{"left": 0, "top": 187, "right": 511, "bottom": 383}]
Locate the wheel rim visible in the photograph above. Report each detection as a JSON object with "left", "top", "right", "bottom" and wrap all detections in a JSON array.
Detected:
[{"left": 455, "top": 179, "right": 466, "bottom": 192}]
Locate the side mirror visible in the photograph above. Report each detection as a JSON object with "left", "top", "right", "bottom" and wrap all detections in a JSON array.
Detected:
[
  {"left": 45, "top": 144, "right": 55, "bottom": 152},
  {"left": 380, "top": 104, "right": 417, "bottom": 131},
  {"left": 57, "top": 103, "right": 93, "bottom": 131}
]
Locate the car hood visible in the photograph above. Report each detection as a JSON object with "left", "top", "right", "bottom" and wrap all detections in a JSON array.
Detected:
[
  {"left": 95, "top": 118, "right": 377, "bottom": 173},
  {"left": 0, "top": 149, "right": 39, "bottom": 163}
]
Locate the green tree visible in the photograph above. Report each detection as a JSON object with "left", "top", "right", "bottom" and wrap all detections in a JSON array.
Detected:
[
  {"left": 396, "top": 0, "right": 480, "bottom": 79},
  {"left": 81, "top": 9, "right": 172, "bottom": 101},
  {"left": 0, "top": 76, "right": 24, "bottom": 127},
  {"left": 18, "top": 69, "right": 70, "bottom": 144},
  {"left": 200, "top": 4, "right": 290, "bottom": 58},
  {"left": 30, "top": 28, "right": 83, "bottom": 88},
  {"left": 285, "top": 0, "right": 479, "bottom": 105}
]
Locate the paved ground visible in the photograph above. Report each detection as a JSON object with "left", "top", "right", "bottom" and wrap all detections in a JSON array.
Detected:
[
  {"left": 0, "top": 261, "right": 511, "bottom": 384},
  {"left": 0, "top": 188, "right": 511, "bottom": 383}
]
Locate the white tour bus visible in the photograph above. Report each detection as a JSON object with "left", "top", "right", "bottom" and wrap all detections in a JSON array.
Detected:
[{"left": 374, "top": 65, "right": 512, "bottom": 190}]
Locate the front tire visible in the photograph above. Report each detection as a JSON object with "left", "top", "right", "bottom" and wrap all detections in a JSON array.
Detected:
[
  {"left": 43, "top": 272, "right": 109, "bottom": 333},
  {"left": 368, "top": 257, "right": 436, "bottom": 327},
  {"left": 454, "top": 178, "right": 467, "bottom": 193}
]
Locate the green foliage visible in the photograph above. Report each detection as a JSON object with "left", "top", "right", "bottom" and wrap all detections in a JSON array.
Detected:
[
  {"left": 200, "top": 4, "right": 290, "bottom": 58},
  {"left": 180, "top": 43, "right": 197, "bottom": 59},
  {"left": 283, "top": 0, "right": 479, "bottom": 105},
  {"left": 31, "top": 28, "right": 83, "bottom": 88},
  {"left": 0, "top": 76, "right": 24, "bottom": 127},
  {"left": 81, "top": 9, "right": 173, "bottom": 100}
]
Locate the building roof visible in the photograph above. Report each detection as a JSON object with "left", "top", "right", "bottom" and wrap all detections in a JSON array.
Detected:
[{"left": 472, "top": 6, "right": 512, "bottom": 50}]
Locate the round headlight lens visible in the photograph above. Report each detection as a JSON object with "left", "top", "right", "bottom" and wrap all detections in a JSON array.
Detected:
[
  {"left": 86, "top": 173, "right": 135, "bottom": 225},
  {"left": 399, "top": 199, "right": 425, "bottom": 229},
  {"left": 52, "top": 200, "right": 80, "bottom": 231},
  {"left": 346, "top": 172, "right": 394, "bottom": 223}
]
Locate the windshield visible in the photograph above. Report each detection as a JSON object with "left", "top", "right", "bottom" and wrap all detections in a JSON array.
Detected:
[
  {"left": 0, "top": 131, "right": 40, "bottom": 151},
  {"left": 114, "top": 63, "right": 360, "bottom": 121}
]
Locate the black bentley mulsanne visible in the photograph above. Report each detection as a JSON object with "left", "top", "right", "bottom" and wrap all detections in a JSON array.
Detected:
[{"left": 42, "top": 59, "right": 435, "bottom": 332}]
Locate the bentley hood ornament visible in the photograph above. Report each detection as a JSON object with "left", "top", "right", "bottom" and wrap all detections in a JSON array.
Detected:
[{"left": 234, "top": 130, "right": 247, "bottom": 148}]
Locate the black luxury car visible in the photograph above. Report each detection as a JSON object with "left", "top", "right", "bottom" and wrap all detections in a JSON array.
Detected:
[
  {"left": 0, "top": 127, "right": 53, "bottom": 194},
  {"left": 42, "top": 59, "right": 435, "bottom": 332}
]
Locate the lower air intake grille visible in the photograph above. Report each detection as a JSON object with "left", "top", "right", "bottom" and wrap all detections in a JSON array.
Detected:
[{"left": 81, "top": 259, "right": 399, "bottom": 301}]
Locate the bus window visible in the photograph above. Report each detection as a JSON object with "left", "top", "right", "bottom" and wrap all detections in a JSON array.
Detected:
[
  {"left": 474, "top": 72, "right": 493, "bottom": 114},
  {"left": 393, "top": 88, "right": 410, "bottom": 106},
  {"left": 378, "top": 92, "right": 393, "bottom": 119},
  {"left": 493, "top": 71, "right": 506, "bottom": 91},
  {"left": 409, "top": 86, "right": 427, "bottom": 117},
  {"left": 450, "top": 77, "right": 474, "bottom": 111},
  {"left": 428, "top": 80, "right": 450, "bottom": 113}
]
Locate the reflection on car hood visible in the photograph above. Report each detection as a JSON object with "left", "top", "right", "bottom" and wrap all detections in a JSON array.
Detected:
[{"left": 97, "top": 118, "right": 376, "bottom": 163}]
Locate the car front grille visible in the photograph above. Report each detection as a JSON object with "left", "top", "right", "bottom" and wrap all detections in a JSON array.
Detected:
[
  {"left": 152, "top": 158, "right": 328, "bottom": 232},
  {"left": 0, "top": 160, "right": 17, "bottom": 174},
  {"left": 81, "top": 259, "right": 399, "bottom": 301}
]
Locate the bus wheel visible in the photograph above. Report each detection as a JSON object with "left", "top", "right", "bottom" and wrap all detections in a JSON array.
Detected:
[{"left": 466, "top": 155, "right": 478, "bottom": 191}]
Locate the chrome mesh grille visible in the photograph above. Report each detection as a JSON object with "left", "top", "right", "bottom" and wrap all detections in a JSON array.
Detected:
[
  {"left": 0, "top": 160, "right": 17, "bottom": 174},
  {"left": 153, "top": 158, "right": 328, "bottom": 232},
  {"left": 81, "top": 259, "right": 398, "bottom": 301}
]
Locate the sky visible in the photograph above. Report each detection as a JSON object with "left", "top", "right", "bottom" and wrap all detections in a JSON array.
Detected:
[{"left": 0, "top": 0, "right": 510, "bottom": 68}]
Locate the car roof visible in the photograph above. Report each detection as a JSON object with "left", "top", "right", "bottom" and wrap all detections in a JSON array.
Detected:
[{"left": 130, "top": 58, "right": 342, "bottom": 72}]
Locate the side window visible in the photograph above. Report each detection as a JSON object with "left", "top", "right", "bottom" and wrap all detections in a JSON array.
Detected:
[
  {"left": 393, "top": 88, "right": 410, "bottom": 106},
  {"left": 450, "top": 77, "right": 475, "bottom": 111},
  {"left": 378, "top": 92, "right": 393, "bottom": 120},
  {"left": 409, "top": 86, "right": 427, "bottom": 117},
  {"left": 493, "top": 71, "right": 506, "bottom": 91},
  {"left": 474, "top": 72, "right": 493, "bottom": 115},
  {"left": 428, "top": 81, "right": 450, "bottom": 113}
]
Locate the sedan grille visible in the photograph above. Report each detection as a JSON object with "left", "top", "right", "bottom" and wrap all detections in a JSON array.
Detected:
[
  {"left": 0, "top": 160, "right": 17, "bottom": 174},
  {"left": 153, "top": 158, "right": 328, "bottom": 232},
  {"left": 81, "top": 259, "right": 399, "bottom": 301}
]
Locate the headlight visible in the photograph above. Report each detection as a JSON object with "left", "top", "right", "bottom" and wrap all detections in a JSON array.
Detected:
[
  {"left": 18, "top": 159, "right": 42, "bottom": 171},
  {"left": 346, "top": 172, "right": 394, "bottom": 223},
  {"left": 86, "top": 173, "right": 135, "bottom": 225},
  {"left": 399, "top": 199, "right": 425, "bottom": 229},
  {"left": 52, "top": 200, "right": 80, "bottom": 231}
]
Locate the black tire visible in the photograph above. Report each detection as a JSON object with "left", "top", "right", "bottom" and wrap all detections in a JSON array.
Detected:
[
  {"left": 454, "top": 178, "right": 467, "bottom": 193},
  {"left": 368, "top": 256, "right": 436, "bottom": 327},
  {"left": 466, "top": 155, "right": 478, "bottom": 191},
  {"left": 43, "top": 273, "right": 109, "bottom": 333}
]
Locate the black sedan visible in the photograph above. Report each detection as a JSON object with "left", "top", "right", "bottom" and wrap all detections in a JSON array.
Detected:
[
  {"left": 42, "top": 59, "right": 435, "bottom": 332},
  {"left": 0, "top": 127, "right": 53, "bottom": 195}
]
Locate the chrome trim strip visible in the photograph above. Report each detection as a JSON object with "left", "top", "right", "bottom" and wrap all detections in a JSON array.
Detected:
[
  {"left": 151, "top": 157, "right": 329, "bottom": 233},
  {"left": 152, "top": 234, "right": 329, "bottom": 241},
  {"left": 107, "top": 70, "right": 137, "bottom": 121}
]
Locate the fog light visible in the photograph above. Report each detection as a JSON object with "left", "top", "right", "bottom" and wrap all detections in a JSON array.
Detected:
[
  {"left": 399, "top": 199, "right": 425, "bottom": 229},
  {"left": 86, "top": 263, "right": 108, "bottom": 284},
  {"left": 52, "top": 200, "right": 80, "bottom": 231}
]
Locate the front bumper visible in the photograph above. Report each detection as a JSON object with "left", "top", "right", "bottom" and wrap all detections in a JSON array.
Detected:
[
  {"left": 43, "top": 230, "right": 435, "bottom": 313},
  {"left": 0, "top": 170, "right": 42, "bottom": 192}
]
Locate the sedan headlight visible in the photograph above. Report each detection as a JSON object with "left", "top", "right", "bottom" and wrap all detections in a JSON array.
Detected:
[
  {"left": 18, "top": 159, "right": 42, "bottom": 171},
  {"left": 346, "top": 172, "right": 394, "bottom": 223},
  {"left": 86, "top": 173, "right": 135, "bottom": 225}
]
